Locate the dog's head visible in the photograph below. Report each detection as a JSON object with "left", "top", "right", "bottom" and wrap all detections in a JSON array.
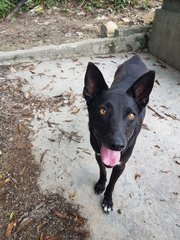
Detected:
[{"left": 83, "top": 61, "right": 155, "bottom": 167}]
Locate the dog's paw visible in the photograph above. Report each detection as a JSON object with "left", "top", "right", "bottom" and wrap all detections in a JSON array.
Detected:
[
  {"left": 102, "top": 198, "right": 113, "bottom": 214},
  {"left": 94, "top": 181, "right": 106, "bottom": 195}
]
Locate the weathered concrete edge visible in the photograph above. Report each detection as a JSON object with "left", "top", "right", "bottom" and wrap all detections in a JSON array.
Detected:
[{"left": 0, "top": 28, "right": 150, "bottom": 65}]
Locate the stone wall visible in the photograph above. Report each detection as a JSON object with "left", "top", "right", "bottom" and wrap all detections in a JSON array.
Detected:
[{"left": 149, "top": 0, "right": 180, "bottom": 70}]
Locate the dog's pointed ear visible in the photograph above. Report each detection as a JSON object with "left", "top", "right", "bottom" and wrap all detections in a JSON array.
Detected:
[
  {"left": 83, "top": 62, "right": 108, "bottom": 103},
  {"left": 127, "top": 70, "right": 155, "bottom": 108}
]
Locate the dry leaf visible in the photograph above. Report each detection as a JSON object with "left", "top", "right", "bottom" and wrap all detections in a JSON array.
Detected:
[
  {"left": 163, "top": 113, "right": 179, "bottom": 120},
  {"left": 69, "top": 191, "right": 76, "bottom": 201},
  {"left": 134, "top": 174, "right": 141, "bottom": 181},
  {"left": 39, "top": 232, "right": 45, "bottom": 240},
  {"left": 46, "top": 236, "right": 59, "bottom": 240},
  {"left": 28, "top": 65, "right": 35, "bottom": 74},
  {"left": 71, "top": 107, "right": 80, "bottom": 114},
  {"left": 10, "top": 66, "right": 16, "bottom": 73},
  {"left": 18, "top": 123, "right": 26, "bottom": 133},
  {"left": 22, "top": 112, "right": 34, "bottom": 120},
  {"left": 160, "top": 170, "right": 171, "bottom": 174},
  {"left": 42, "top": 84, "right": 50, "bottom": 91},
  {"left": 154, "top": 145, "right": 160, "bottom": 149},
  {"left": 54, "top": 210, "right": 69, "bottom": 219},
  {"left": 5, "top": 221, "right": 16, "bottom": 237},
  {"left": 155, "top": 79, "right": 160, "bottom": 86},
  {"left": 142, "top": 123, "right": 150, "bottom": 130},
  {"left": 68, "top": 92, "right": 76, "bottom": 105},
  {"left": 0, "top": 178, "right": 11, "bottom": 188},
  {"left": 74, "top": 212, "right": 85, "bottom": 225}
]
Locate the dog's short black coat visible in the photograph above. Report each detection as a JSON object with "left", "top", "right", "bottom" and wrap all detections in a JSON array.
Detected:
[{"left": 83, "top": 55, "right": 155, "bottom": 213}]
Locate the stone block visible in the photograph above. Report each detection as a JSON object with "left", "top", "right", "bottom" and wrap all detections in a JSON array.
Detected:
[{"left": 149, "top": 8, "right": 180, "bottom": 70}]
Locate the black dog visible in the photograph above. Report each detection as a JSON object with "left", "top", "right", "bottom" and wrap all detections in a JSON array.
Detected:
[{"left": 83, "top": 55, "right": 155, "bottom": 213}]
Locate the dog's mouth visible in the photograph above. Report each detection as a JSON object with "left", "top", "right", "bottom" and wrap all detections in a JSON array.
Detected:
[{"left": 100, "top": 144, "right": 121, "bottom": 167}]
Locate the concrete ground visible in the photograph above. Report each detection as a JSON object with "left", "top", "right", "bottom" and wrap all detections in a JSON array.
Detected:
[{"left": 6, "top": 53, "right": 180, "bottom": 239}]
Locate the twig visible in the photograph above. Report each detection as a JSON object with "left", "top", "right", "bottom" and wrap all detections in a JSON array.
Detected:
[
  {"left": 40, "top": 150, "right": 48, "bottom": 163},
  {"left": 47, "top": 121, "right": 60, "bottom": 127},
  {"left": 147, "top": 105, "right": 165, "bottom": 119},
  {"left": 163, "top": 112, "right": 179, "bottom": 121},
  {"left": 79, "top": 0, "right": 86, "bottom": 8}
]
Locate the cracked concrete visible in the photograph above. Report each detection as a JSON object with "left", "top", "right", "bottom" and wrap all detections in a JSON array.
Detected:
[{"left": 6, "top": 53, "right": 180, "bottom": 240}]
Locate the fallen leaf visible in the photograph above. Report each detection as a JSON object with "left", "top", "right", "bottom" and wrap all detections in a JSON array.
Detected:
[
  {"left": 122, "top": 17, "right": 130, "bottom": 23},
  {"left": 46, "top": 236, "right": 59, "bottom": 240},
  {"left": 48, "top": 138, "right": 56, "bottom": 142},
  {"left": 22, "top": 112, "right": 34, "bottom": 119},
  {"left": 69, "top": 191, "right": 76, "bottom": 201},
  {"left": 0, "top": 178, "right": 10, "bottom": 188},
  {"left": 9, "top": 211, "right": 15, "bottom": 221},
  {"left": 16, "top": 217, "right": 32, "bottom": 232},
  {"left": 160, "top": 170, "right": 171, "bottom": 173},
  {"left": 10, "top": 66, "right": 16, "bottom": 73},
  {"left": 5, "top": 221, "right": 16, "bottom": 237},
  {"left": 63, "top": 120, "right": 73, "bottom": 122},
  {"left": 73, "top": 212, "right": 85, "bottom": 225},
  {"left": 134, "top": 174, "right": 141, "bottom": 181},
  {"left": 82, "top": 150, "right": 91, "bottom": 155},
  {"left": 42, "top": 84, "right": 50, "bottom": 90},
  {"left": 142, "top": 123, "right": 150, "bottom": 130},
  {"left": 155, "top": 79, "right": 160, "bottom": 86},
  {"left": 68, "top": 92, "right": 76, "bottom": 105},
  {"left": 28, "top": 65, "right": 35, "bottom": 74},
  {"left": 71, "top": 107, "right": 80, "bottom": 114},
  {"left": 156, "top": 59, "right": 168, "bottom": 69},
  {"left": 18, "top": 123, "right": 27, "bottom": 133},
  {"left": 147, "top": 105, "right": 165, "bottom": 119},
  {"left": 39, "top": 232, "right": 45, "bottom": 240},
  {"left": 54, "top": 210, "right": 69, "bottom": 220},
  {"left": 117, "top": 209, "right": 122, "bottom": 214},
  {"left": 160, "top": 105, "right": 168, "bottom": 110},
  {"left": 163, "top": 112, "right": 179, "bottom": 120},
  {"left": 175, "top": 161, "right": 180, "bottom": 165}
]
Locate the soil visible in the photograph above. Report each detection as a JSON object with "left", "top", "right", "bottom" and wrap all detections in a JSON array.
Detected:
[
  {"left": 0, "top": 1, "right": 162, "bottom": 51},
  {"left": 0, "top": 1, "right": 163, "bottom": 239},
  {"left": 0, "top": 66, "right": 89, "bottom": 239}
]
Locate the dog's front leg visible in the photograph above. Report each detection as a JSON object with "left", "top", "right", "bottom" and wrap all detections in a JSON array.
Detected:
[
  {"left": 102, "top": 163, "right": 125, "bottom": 213},
  {"left": 94, "top": 153, "right": 107, "bottom": 195}
]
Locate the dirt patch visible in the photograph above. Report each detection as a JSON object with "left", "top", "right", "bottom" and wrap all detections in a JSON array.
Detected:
[
  {"left": 0, "top": 66, "right": 89, "bottom": 239},
  {"left": 0, "top": 1, "right": 162, "bottom": 51}
]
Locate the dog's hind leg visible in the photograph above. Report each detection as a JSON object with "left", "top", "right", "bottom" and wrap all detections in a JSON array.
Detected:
[
  {"left": 94, "top": 153, "right": 107, "bottom": 195},
  {"left": 102, "top": 163, "right": 125, "bottom": 213}
]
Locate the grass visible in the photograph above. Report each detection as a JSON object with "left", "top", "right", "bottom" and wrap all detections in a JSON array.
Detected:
[
  {"left": 0, "top": 0, "right": 15, "bottom": 18},
  {"left": 0, "top": 0, "right": 151, "bottom": 19}
]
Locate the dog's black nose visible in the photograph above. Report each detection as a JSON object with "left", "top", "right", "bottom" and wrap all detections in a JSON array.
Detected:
[
  {"left": 109, "top": 138, "right": 125, "bottom": 151},
  {"left": 110, "top": 144, "right": 125, "bottom": 151}
]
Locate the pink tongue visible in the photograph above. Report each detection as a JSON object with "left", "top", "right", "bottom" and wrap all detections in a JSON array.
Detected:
[{"left": 100, "top": 145, "right": 121, "bottom": 167}]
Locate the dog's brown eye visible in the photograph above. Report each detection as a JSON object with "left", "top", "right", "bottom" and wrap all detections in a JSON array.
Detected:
[
  {"left": 99, "top": 108, "right": 107, "bottom": 116},
  {"left": 127, "top": 113, "right": 135, "bottom": 120}
]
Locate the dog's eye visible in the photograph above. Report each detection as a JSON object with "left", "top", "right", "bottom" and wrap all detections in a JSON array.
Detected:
[
  {"left": 99, "top": 108, "right": 107, "bottom": 116},
  {"left": 127, "top": 113, "right": 135, "bottom": 120}
]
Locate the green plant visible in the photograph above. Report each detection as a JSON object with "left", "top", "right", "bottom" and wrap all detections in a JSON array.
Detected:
[
  {"left": 84, "top": 0, "right": 104, "bottom": 13},
  {"left": 141, "top": 0, "right": 151, "bottom": 10},
  {"left": 0, "top": 0, "right": 15, "bottom": 18},
  {"left": 114, "top": 0, "right": 138, "bottom": 8}
]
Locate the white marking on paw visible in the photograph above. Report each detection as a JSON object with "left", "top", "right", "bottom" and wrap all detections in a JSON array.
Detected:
[
  {"left": 104, "top": 206, "right": 108, "bottom": 212},
  {"left": 108, "top": 207, "right": 112, "bottom": 212}
]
